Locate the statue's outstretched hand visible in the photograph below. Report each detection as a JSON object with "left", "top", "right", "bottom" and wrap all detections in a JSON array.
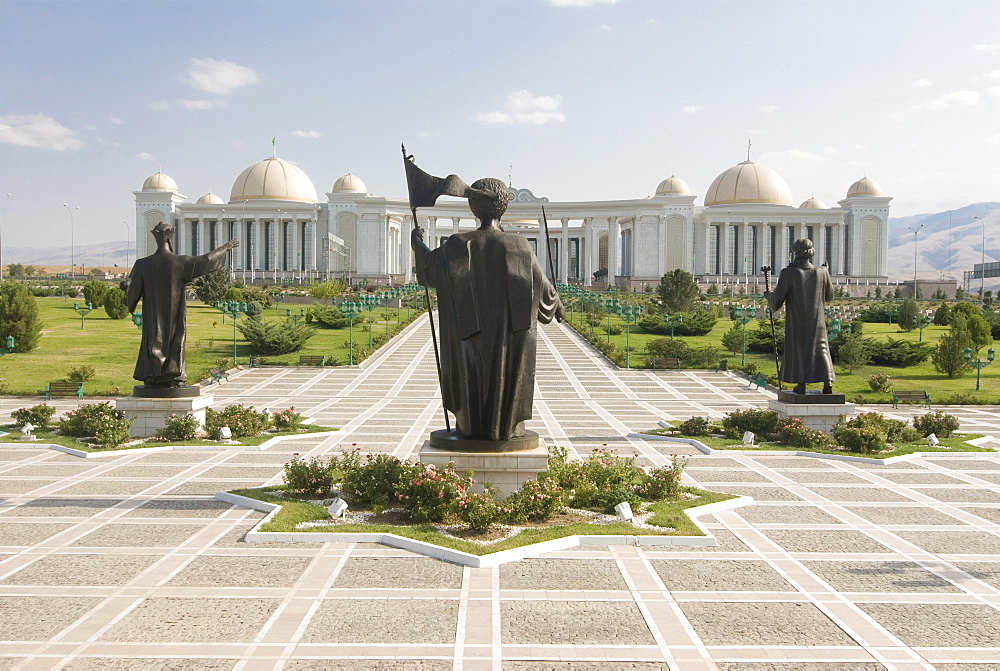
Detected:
[
  {"left": 225, "top": 239, "right": 240, "bottom": 250},
  {"left": 555, "top": 300, "right": 566, "bottom": 323},
  {"left": 412, "top": 226, "right": 425, "bottom": 244}
]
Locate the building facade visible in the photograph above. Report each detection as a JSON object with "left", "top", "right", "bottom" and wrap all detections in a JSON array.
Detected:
[{"left": 134, "top": 157, "right": 891, "bottom": 287}]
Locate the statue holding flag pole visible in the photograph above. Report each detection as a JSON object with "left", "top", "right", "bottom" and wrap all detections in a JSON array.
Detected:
[{"left": 403, "top": 145, "right": 564, "bottom": 451}]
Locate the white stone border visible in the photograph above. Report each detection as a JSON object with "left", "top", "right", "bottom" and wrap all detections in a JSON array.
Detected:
[
  {"left": 213, "top": 490, "right": 754, "bottom": 567},
  {"left": 0, "top": 429, "right": 339, "bottom": 458},
  {"left": 634, "top": 431, "right": 997, "bottom": 464}
]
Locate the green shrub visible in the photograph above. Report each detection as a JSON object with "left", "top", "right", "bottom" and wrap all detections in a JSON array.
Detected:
[
  {"left": 156, "top": 413, "right": 200, "bottom": 442},
  {"left": 103, "top": 287, "right": 129, "bottom": 319},
  {"left": 832, "top": 424, "right": 886, "bottom": 454},
  {"left": 95, "top": 414, "right": 134, "bottom": 448},
  {"left": 57, "top": 401, "right": 119, "bottom": 437},
  {"left": 204, "top": 404, "right": 271, "bottom": 439},
  {"left": 10, "top": 403, "right": 56, "bottom": 427},
  {"left": 720, "top": 408, "right": 780, "bottom": 439},
  {"left": 867, "top": 338, "right": 933, "bottom": 367},
  {"left": 456, "top": 488, "right": 503, "bottom": 532},
  {"left": 776, "top": 417, "right": 833, "bottom": 449},
  {"left": 81, "top": 280, "right": 108, "bottom": 308},
  {"left": 341, "top": 452, "right": 411, "bottom": 509},
  {"left": 607, "top": 324, "right": 623, "bottom": 336},
  {"left": 67, "top": 366, "right": 96, "bottom": 383},
  {"left": 0, "top": 281, "right": 42, "bottom": 352},
  {"left": 646, "top": 337, "right": 690, "bottom": 360},
  {"left": 311, "top": 304, "right": 348, "bottom": 329},
  {"left": 686, "top": 345, "right": 722, "bottom": 368},
  {"left": 272, "top": 406, "right": 304, "bottom": 430},
  {"left": 394, "top": 462, "right": 473, "bottom": 523},
  {"left": 678, "top": 416, "right": 712, "bottom": 436},
  {"left": 868, "top": 372, "right": 892, "bottom": 393},
  {"left": 283, "top": 454, "right": 337, "bottom": 497},
  {"left": 504, "top": 476, "right": 564, "bottom": 523},
  {"left": 238, "top": 316, "right": 315, "bottom": 355},
  {"left": 642, "top": 456, "right": 687, "bottom": 500},
  {"left": 832, "top": 412, "right": 918, "bottom": 453},
  {"left": 913, "top": 411, "right": 960, "bottom": 438}
]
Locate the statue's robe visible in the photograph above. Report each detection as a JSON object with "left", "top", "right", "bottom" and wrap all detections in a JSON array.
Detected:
[
  {"left": 767, "top": 262, "right": 835, "bottom": 384},
  {"left": 413, "top": 227, "right": 561, "bottom": 440},
  {"left": 125, "top": 245, "right": 229, "bottom": 386}
]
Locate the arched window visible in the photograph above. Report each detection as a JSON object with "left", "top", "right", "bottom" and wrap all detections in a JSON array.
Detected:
[{"left": 598, "top": 233, "right": 608, "bottom": 275}]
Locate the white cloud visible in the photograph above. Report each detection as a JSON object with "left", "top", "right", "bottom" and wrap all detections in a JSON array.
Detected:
[
  {"left": 136, "top": 152, "right": 155, "bottom": 161},
  {"left": 758, "top": 105, "right": 779, "bottom": 114},
  {"left": 758, "top": 149, "right": 829, "bottom": 166},
  {"left": 600, "top": 23, "right": 611, "bottom": 31},
  {"left": 475, "top": 90, "right": 566, "bottom": 125},
  {"left": 976, "top": 69, "right": 1000, "bottom": 81},
  {"left": 988, "top": 86, "right": 1000, "bottom": 105},
  {"left": 0, "top": 114, "right": 84, "bottom": 151},
  {"left": 911, "top": 78, "right": 934, "bottom": 88},
  {"left": 910, "top": 89, "right": 980, "bottom": 113},
  {"left": 682, "top": 105, "right": 703, "bottom": 113},
  {"left": 176, "top": 99, "right": 222, "bottom": 110},
  {"left": 180, "top": 57, "right": 258, "bottom": 95},
  {"left": 148, "top": 100, "right": 171, "bottom": 112},
  {"left": 83, "top": 122, "right": 98, "bottom": 131},
  {"left": 975, "top": 44, "right": 1000, "bottom": 54},
  {"left": 292, "top": 130, "right": 322, "bottom": 138},
  {"left": 548, "top": 0, "right": 618, "bottom": 6},
  {"left": 110, "top": 116, "right": 123, "bottom": 125}
]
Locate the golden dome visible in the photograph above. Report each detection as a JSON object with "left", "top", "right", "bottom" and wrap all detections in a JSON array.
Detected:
[
  {"left": 799, "top": 196, "right": 827, "bottom": 209},
  {"left": 655, "top": 175, "right": 690, "bottom": 196},
  {"left": 142, "top": 171, "right": 178, "bottom": 191},
  {"left": 704, "top": 161, "right": 794, "bottom": 207},
  {"left": 332, "top": 173, "right": 367, "bottom": 193},
  {"left": 196, "top": 192, "right": 224, "bottom": 205},
  {"left": 230, "top": 157, "right": 318, "bottom": 203},
  {"left": 846, "top": 177, "right": 883, "bottom": 197}
]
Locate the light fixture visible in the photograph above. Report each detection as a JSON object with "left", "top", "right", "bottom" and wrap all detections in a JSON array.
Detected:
[
  {"left": 328, "top": 498, "right": 349, "bottom": 519},
  {"left": 743, "top": 431, "right": 755, "bottom": 445},
  {"left": 219, "top": 426, "right": 233, "bottom": 440},
  {"left": 614, "top": 501, "right": 633, "bottom": 520},
  {"left": 657, "top": 420, "right": 671, "bottom": 429},
  {"left": 927, "top": 433, "right": 940, "bottom": 447}
]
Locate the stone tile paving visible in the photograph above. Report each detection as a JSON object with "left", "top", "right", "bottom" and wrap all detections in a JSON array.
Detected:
[{"left": 1, "top": 317, "right": 1000, "bottom": 667}]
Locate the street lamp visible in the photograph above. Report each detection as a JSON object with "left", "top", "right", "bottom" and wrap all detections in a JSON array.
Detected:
[
  {"left": 285, "top": 307, "right": 305, "bottom": 325},
  {"left": 603, "top": 297, "right": 620, "bottom": 343},
  {"left": 964, "top": 346, "right": 995, "bottom": 391},
  {"left": 618, "top": 304, "right": 643, "bottom": 368},
  {"left": 906, "top": 222, "right": 924, "bottom": 298},
  {"left": 72, "top": 302, "right": 93, "bottom": 329},
  {"left": 63, "top": 204, "right": 78, "bottom": 280},
  {"left": 662, "top": 313, "right": 684, "bottom": 338},
  {"left": 359, "top": 294, "right": 377, "bottom": 347},
  {"left": 337, "top": 300, "right": 363, "bottom": 365},
  {"left": 218, "top": 301, "right": 249, "bottom": 363},
  {"left": 0, "top": 335, "right": 15, "bottom": 356},
  {"left": 131, "top": 313, "right": 143, "bottom": 330},
  {"left": 974, "top": 216, "right": 986, "bottom": 302},
  {"left": 913, "top": 314, "right": 932, "bottom": 342},
  {"left": 731, "top": 305, "right": 757, "bottom": 365}
]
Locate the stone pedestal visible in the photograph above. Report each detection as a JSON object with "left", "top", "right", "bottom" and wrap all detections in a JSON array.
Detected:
[
  {"left": 116, "top": 393, "right": 214, "bottom": 438},
  {"left": 769, "top": 391, "right": 855, "bottom": 435},
  {"left": 418, "top": 440, "right": 549, "bottom": 496}
]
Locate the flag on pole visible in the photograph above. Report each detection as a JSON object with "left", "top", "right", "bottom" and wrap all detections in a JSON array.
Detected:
[{"left": 271, "top": 136, "right": 276, "bottom": 157}]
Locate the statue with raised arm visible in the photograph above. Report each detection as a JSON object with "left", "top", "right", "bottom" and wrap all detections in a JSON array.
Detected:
[
  {"left": 405, "top": 152, "right": 564, "bottom": 447},
  {"left": 765, "top": 238, "right": 835, "bottom": 395},
  {"left": 124, "top": 222, "right": 238, "bottom": 391}
]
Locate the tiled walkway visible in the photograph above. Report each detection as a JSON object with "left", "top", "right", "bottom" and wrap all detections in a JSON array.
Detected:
[{"left": 1, "top": 316, "right": 1000, "bottom": 669}]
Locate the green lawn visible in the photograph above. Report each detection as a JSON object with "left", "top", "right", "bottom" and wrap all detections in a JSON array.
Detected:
[
  {"left": 0, "top": 297, "right": 407, "bottom": 396},
  {"left": 563, "top": 307, "right": 1000, "bottom": 403}
]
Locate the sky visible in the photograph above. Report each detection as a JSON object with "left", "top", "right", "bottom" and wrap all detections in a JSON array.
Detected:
[{"left": 2, "top": 0, "right": 1000, "bottom": 250}]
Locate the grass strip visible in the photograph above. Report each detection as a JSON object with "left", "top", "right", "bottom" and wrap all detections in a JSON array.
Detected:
[{"left": 0, "top": 424, "right": 335, "bottom": 451}]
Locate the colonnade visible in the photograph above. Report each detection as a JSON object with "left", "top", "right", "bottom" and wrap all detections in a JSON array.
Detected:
[{"left": 174, "top": 216, "right": 318, "bottom": 272}]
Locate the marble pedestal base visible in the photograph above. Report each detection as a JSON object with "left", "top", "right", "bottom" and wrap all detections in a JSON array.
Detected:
[
  {"left": 116, "top": 393, "right": 214, "bottom": 438},
  {"left": 769, "top": 398, "right": 855, "bottom": 435},
  {"left": 418, "top": 440, "right": 549, "bottom": 496}
]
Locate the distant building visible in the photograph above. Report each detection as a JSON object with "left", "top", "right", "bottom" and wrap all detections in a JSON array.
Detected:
[{"left": 134, "top": 157, "right": 891, "bottom": 287}]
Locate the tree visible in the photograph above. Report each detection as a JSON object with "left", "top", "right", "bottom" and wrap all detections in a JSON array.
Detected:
[
  {"left": 311, "top": 304, "right": 348, "bottom": 328},
  {"left": 237, "top": 316, "right": 315, "bottom": 355},
  {"left": 0, "top": 281, "right": 42, "bottom": 352},
  {"left": 721, "top": 322, "right": 745, "bottom": 355},
  {"left": 956, "top": 287, "right": 966, "bottom": 301},
  {"left": 194, "top": 269, "right": 231, "bottom": 305},
  {"left": 932, "top": 301, "right": 951, "bottom": 326},
  {"left": 81, "top": 280, "right": 108, "bottom": 308},
  {"left": 6, "top": 264, "right": 24, "bottom": 278},
  {"left": 23, "top": 265, "right": 36, "bottom": 277},
  {"left": 968, "top": 314, "right": 993, "bottom": 353},
  {"left": 656, "top": 269, "right": 700, "bottom": 313},
  {"left": 949, "top": 301, "right": 980, "bottom": 322},
  {"left": 897, "top": 298, "right": 918, "bottom": 331},
  {"left": 933, "top": 314, "right": 972, "bottom": 378},
  {"left": 837, "top": 335, "right": 870, "bottom": 372},
  {"left": 103, "top": 287, "right": 129, "bottom": 319},
  {"left": 309, "top": 280, "right": 347, "bottom": 302}
]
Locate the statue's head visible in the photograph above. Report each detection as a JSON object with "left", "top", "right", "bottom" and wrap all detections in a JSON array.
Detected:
[
  {"left": 151, "top": 222, "right": 174, "bottom": 241},
  {"left": 466, "top": 178, "right": 511, "bottom": 223},
  {"left": 791, "top": 238, "right": 814, "bottom": 265}
]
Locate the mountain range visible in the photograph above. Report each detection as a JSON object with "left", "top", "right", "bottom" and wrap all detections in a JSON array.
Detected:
[{"left": 6, "top": 202, "right": 1000, "bottom": 282}]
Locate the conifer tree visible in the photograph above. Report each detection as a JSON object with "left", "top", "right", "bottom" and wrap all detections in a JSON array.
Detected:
[{"left": 0, "top": 281, "right": 42, "bottom": 352}]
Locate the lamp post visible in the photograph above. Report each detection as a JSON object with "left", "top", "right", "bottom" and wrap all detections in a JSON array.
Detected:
[
  {"left": 731, "top": 305, "right": 757, "bottom": 365},
  {"left": 663, "top": 313, "right": 684, "bottom": 338},
  {"left": 907, "top": 222, "right": 924, "bottom": 298},
  {"left": 337, "top": 300, "right": 362, "bottom": 365},
  {"left": 619, "top": 304, "right": 643, "bottom": 368},
  {"left": 219, "top": 301, "right": 249, "bottom": 364},
  {"left": 604, "top": 297, "right": 620, "bottom": 343},
  {"left": 285, "top": 307, "right": 305, "bottom": 325},
  {"left": 131, "top": 313, "right": 143, "bottom": 330},
  {"left": 974, "top": 215, "right": 986, "bottom": 302},
  {"left": 964, "top": 346, "right": 995, "bottom": 391},
  {"left": 72, "top": 302, "right": 93, "bottom": 329},
  {"left": 913, "top": 314, "right": 932, "bottom": 342},
  {"left": 0, "top": 193, "right": 11, "bottom": 280},
  {"left": 63, "top": 204, "right": 78, "bottom": 280},
  {"left": 360, "top": 294, "right": 377, "bottom": 347},
  {"left": 0, "top": 335, "right": 15, "bottom": 357}
]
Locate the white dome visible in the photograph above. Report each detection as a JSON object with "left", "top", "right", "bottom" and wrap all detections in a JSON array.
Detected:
[
  {"left": 704, "top": 160, "right": 794, "bottom": 207},
  {"left": 230, "top": 157, "right": 318, "bottom": 204},
  {"left": 196, "top": 192, "right": 225, "bottom": 205},
  {"left": 142, "top": 171, "right": 177, "bottom": 191},
  {"left": 846, "top": 176, "right": 883, "bottom": 197},
  {"left": 332, "top": 173, "right": 366, "bottom": 193},
  {"left": 655, "top": 175, "right": 690, "bottom": 196},
  {"left": 799, "top": 196, "right": 827, "bottom": 209}
]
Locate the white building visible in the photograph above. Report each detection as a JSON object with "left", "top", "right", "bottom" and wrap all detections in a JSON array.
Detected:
[{"left": 134, "top": 156, "right": 891, "bottom": 288}]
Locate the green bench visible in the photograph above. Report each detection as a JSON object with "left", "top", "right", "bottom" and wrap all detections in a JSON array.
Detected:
[
  {"left": 748, "top": 372, "right": 768, "bottom": 389},
  {"left": 651, "top": 357, "right": 680, "bottom": 370},
  {"left": 892, "top": 390, "right": 930, "bottom": 408},
  {"left": 208, "top": 367, "right": 229, "bottom": 384},
  {"left": 298, "top": 355, "right": 325, "bottom": 367},
  {"left": 44, "top": 381, "right": 84, "bottom": 400}
]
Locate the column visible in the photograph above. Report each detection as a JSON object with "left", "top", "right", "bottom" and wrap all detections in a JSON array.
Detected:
[
  {"left": 608, "top": 217, "right": 620, "bottom": 286},
  {"left": 255, "top": 218, "right": 264, "bottom": 271},
  {"left": 403, "top": 215, "right": 413, "bottom": 282},
  {"left": 777, "top": 223, "right": 788, "bottom": 269},
  {"left": 560, "top": 218, "right": 570, "bottom": 282},
  {"left": 536, "top": 219, "right": 548, "bottom": 279},
  {"left": 657, "top": 216, "right": 667, "bottom": 278},
  {"left": 452, "top": 217, "right": 460, "bottom": 237},
  {"left": 720, "top": 221, "right": 731, "bottom": 275},
  {"left": 583, "top": 218, "right": 593, "bottom": 286},
  {"left": 428, "top": 216, "right": 438, "bottom": 249}
]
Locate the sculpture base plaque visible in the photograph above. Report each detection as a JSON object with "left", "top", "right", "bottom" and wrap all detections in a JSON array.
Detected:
[
  {"left": 116, "top": 391, "right": 214, "bottom": 438},
  {"left": 419, "top": 431, "right": 548, "bottom": 496},
  {"left": 769, "top": 396, "right": 855, "bottom": 435}
]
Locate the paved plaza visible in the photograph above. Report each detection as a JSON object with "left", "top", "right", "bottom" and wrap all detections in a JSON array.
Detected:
[{"left": 3, "top": 316, "right": 1000, "bottom": 669}]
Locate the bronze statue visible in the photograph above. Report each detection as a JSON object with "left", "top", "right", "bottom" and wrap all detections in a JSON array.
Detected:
[
  {"left": 124, "top": 223, "right": 238, "bottom": 389},
  {"left": 765, "top": 238, "right": 835, "bottom": 394},
  {"left": 405, "top": 153, "right": 564, "bottom": 443}
]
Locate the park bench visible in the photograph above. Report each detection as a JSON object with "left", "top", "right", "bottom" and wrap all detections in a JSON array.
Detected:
[
  {"left": 208, "top": 367, "right": 229, "bottom": 384},
  {"left": 716, "top": 359, "right": 729, "bottom": 372},
  {"left": 298, "top": 355, "right": 325, "bottom": 367},
  {"left": 651, "top": 357, "right": 680, "bottom": 370},
  {"left": 892, "top": 390, "right": 931, "bottom": 408},
  {"left": 748, "top": 372, "right": 768, "bottom": 389},
  {"left": 44, "top": 381, "right": 84, "bottom": 400},
  {"left": 248, "top": 355, "right": 263, "bottom": 368}
]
